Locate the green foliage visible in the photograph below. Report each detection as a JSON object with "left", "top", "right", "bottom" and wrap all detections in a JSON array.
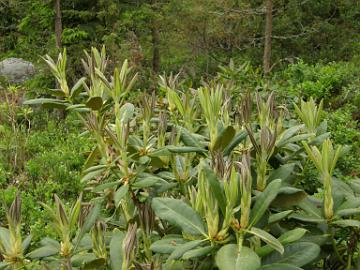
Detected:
[
  {"left": 7, "top": 48, "right": 357, "bottom": 269},
  {"left": 281, "top": 60, "right": 356, "bottom": 100}
]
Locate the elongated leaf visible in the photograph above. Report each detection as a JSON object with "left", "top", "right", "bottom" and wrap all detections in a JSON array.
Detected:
[
  {"left": 22, "top": 234, "right": 32, "bottom": 251},
  {"left": 149, "top": 147, "right": 172, "bottom": 157},
  {"left": 263, "top": 242, "right": 320, "bottom": 267},
  {"left": 289, "top": 213, "right": 325, "bottom": 223},
  {"left": 213, "top": 126, "right": 235, "bottom": 151},
  {"left": 168, "top": 240, "right": 203, "bottom": 260},
  {"left": 224, "top": 130, "right": 248, "bottom": 156},
  {"left": 336, "top": 197, "right": 360, "bottom": 211},
  {"left": 297, "top": 198, "right": 323, "bottom": 219},
  {"left": 260, "top": 263, "right": 302, "bottom": 270},
  {"left": 92, "top": 181, "right": 118, "bottom": 193},
  {"left": 216, "top": 244, "right": 261, "bottom": 270},
  {"left": 167, "top": 146, "right": 206, "bottom": 154},
  {"left": 276, "top": 125, "right": 304, "bottom": 147},
  {"left": 267, "top": 164, "right": 295, "bottom": 183},
  {"left": 150, "top": 237, "right": 187, "bottom": 254},
  {"left": 271, "top": 187, "right": 307, "bottom": 208},
  {"left": 348, "top": 179, "right": 360, "bottom": 194},
  {"left": 82, "top": 258, "right": 106, "bottom": 269},
  {"left": 182, "top": 246, "right": 215, "bottom": 259},
  {"left": 23, "top": 98, "right": 66, "bottom": 106},
  {"left": 257, "top": 228, "right": 307, "bottom": 257},
  {"left": 71, "top": 77, "right": 86, "bottom": 97},
  {"left": 335, "top": 208, "right": 360, "bottom": 217},
  {"left": 23, "top": 98, "right": 68, "bottom": 109},
  {"left": 132, "top": 177, "right": 161, "bottom": 189},
  {"left": 114, "top": 184, "right": 129, "bottom": 207},
  {"left": 81, "top": 166, "right": 105, "bottom": 183},
  {"left": 110, "top": 229, "right": 125, "bottom": 270},
  {"left": 179, "top": 127, "right": 203, "bottom": 148},
  {"left": 27, "top": 245, "right": 59, "bottom": 259},
  {"left": 76, "top": 202, "right": 101, "bottom": 246},
  {"left": 71, "top": 253, "right": 97, "bottom": 267},
  {"left": 204, "top": 166, "right": 226, "bottom": 215},
  {"left": 86, "top": 96, "right": 103, "bottom": 110},
  {"left": 120, "top": 103, "right": 134, "bottom": 123},
  {"left": 268, "top": 210, "right": 293, "bottom": 223},
  {"left": 250, "top": 179, "right": 282, "bottom": 226},
  {"left": 0, "top": 228, "right": 10, "bottom": 252},
  {"left": 151, "top": 198, "right": 206, "bottom": 236},
  {"left": 332, "top": 219, "right": 360, "bottom": 228},
  {"left": 247, "top": 228, "right": 284, "bottom": 255}
]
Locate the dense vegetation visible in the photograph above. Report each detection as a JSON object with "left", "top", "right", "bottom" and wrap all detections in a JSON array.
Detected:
[{"left": 0, "top": 0, "right": 360, "bottom": 269}]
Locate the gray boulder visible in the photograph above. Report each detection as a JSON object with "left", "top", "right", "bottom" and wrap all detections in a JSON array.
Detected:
[{"left": 0, "top": 58, "right": 35, "bottom": 83}]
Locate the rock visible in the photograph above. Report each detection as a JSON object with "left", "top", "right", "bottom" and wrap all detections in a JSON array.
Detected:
[{"left": 0, "top": 58, "right": 35, "bottom": 83}]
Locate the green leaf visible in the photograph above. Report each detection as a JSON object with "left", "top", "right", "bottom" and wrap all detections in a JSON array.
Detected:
[
  {"left": 167, "top": 88, "right": 185, "bottom": 116},
  {"left": 223, "top": 130, "right": 248, "bottom": 156},
  {"left": 167, "top": 146, "right": 207, "bottom": 154},
  {"left": 132, "top": 177, "right": 161, "bottom": 189},
  {"left": 114, "top": 184, "right": 129, "bottom": 207},
  {"left": 71, "top": 77, "right": 86, "bottom": 97},
  {"left": 263, "top": 242, "right": 320, "bottom": 267},
  {"left": 216, "top": 244, "right": 261, "bottom": 270},
  {"left": 335, "top": 208, "right": 360, "bottom": 217},
  {"left": 179, "top": 127, "right": 203, "bottom": 148},
  {"left": 86, "top": 96, "right": 103, "bottom": 110},
  {"left": 289, "top": 213, "right": 325, "bottom": 223},
  {"left": 276, "top": 125, "right": 304, "bottom": 147},
  {"left": 76, "top": 202, "right": 101, "bottom": 247},
  {"left": 203, "top": 165, "right": 226, "bottom": 215},
  {"left": 110, "top": 229, "right": 125, "bottom": 270},
  {"left": 22, "top": 234, "right": 32, "bottom": 251},
  {"left": 150, "top": 237, "right": 187, "bottom": 254},
  {"left": 348, "top": 179, "right": 360, "bottom": 194},
  {"left": 257, "top": 228, "right": 308, "bottom": 257},
  {"left": 27, "top": 245, "right": 59, "bottom": 259},
  {"left": 168, "top": 240, "right": 203, "bottom": 260},
  {"left": 149, "top": 147, "right": 172, "bottom": 157},
  {"left": 267, "top": 164, "right": 295, "bottom": 183},
  {"left": 247, "top": 228, "right": 284, "bottom": 255},
  {"left": 271, "top": 187, "right": 307, "bottom": 208},
  {"left": 332, "top": 219, "right": 360, "bottom": 228},
  {"left": 120, "top": 103, "right": 135, "bottom": 123},
  {"left": 250, "top": 179, "right": 282, "bottom": 226},
  {"left": 268, "top": 210, "right": 293, "bottom": 224},
  {"left": 0, "top": 228, "right": 10, "bottom": 252},
  {"left": 81, "top": 166, "right": 105, "bottom": 183},
  {"left": 182, "top": 246, "right": 215, "bottom": 259},
  {"left": 297, "top": 198, "right": 323, "bottom": 219},
  {"left": 47, "top": 89, "right": 66, "bottom": 97},
  {"left": 151, "top": 198, "right": 206, "bottom": 236},
  {"left": 71, "top": 253, "right": 97, "bottom": 267},
  {"left": 92, "top": 181, "right": 118, "bottom": 193},
  {"left": 23, "top": 98, "right": 68, "bottom": 109},
  {"left": 82, "top": 258, "right": 107, "bottom": 269},
  {"left": 260, "top": 263, "right": 303, "bottom": 270},
  {"left": 213, "top": 126, "right": 236, "bottom": 151}
]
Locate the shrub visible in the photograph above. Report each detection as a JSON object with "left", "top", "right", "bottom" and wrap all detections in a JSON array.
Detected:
[{"left": 15, "top": 48, "right": 359, "bottom": 269}]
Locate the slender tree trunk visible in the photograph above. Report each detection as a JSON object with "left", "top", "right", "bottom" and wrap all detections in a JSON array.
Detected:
[
  {"left": 55, "top": 0, "right": 62, "bottom": 49},
  {"left": 55, "top": 0, "right": 66, "bottom": 119},
  {"left": 150, "top": 0, "right": 160, "bottom": 88},
  {"left": 263, "top": 0, "right": 273, "bottom": 76},
  {"left": 151, "top": 25, "right": 160, "bottom": 75}
]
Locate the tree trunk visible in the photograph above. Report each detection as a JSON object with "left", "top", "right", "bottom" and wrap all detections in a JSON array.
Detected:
[
  {"left": 55, "top": 0, "right": 62, "bottom": 49},
  {"left": 263, "top": 0, "right": 273, "bottom": 76},
  {"left": 151, "top": 25, "right": 160, "bottom": 75},
  {"left": 150, "top": 0, "right": 160, "bottom": 88},
  {"left": 55, "top": 0, "right": 66, "bottom": 119}
]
